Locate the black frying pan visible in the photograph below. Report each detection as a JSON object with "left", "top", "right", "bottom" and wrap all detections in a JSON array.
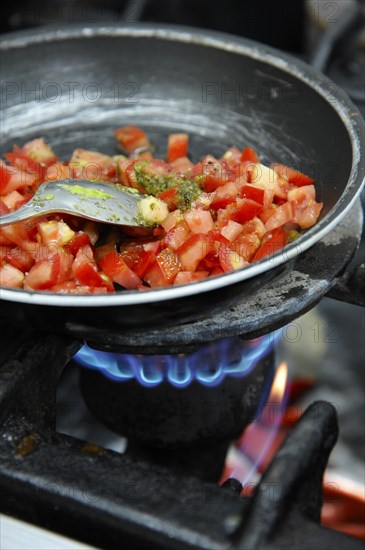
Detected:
[{"left": 0, "top": 24, "right": 364, "bottom": 335}]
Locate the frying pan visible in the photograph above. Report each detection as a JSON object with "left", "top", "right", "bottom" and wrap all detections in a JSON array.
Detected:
[{"left": 0, "top": 24, "right": 364, "bottom": 336}]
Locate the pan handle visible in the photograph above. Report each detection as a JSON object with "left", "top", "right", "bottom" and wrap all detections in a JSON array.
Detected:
[{"left": 326, "top": 263, "right": 365, "bottom": 307}]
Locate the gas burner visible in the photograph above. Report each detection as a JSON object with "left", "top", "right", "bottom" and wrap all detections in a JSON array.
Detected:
[{"left": 0, "top": 331, "right": 363, "bottom": 549}]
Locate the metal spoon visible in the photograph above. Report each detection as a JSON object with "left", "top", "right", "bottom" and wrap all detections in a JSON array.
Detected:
[{"left": 0, "top": 179, "right": 169, "bottom": 227}]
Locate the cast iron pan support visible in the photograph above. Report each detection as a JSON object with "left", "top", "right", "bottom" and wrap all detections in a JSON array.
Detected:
[{"left": 0, "top": 333, "right": 363, "bottom": 549}]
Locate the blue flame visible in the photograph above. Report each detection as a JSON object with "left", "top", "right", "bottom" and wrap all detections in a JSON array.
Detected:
[{"left": 74, "top": 331, "right": 280, "bottom": 388}]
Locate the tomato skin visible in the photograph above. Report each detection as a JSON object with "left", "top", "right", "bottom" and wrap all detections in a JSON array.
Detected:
[
  {"left": 167, "top": 133, "right": 189, "bottom": 163},
  {"left": 0, "top": 263, "right": 25, "bottom": 288},
  {"left": 271, "top": 163, "right": 314, "bottom": 187},
  {"left": 6, "top": 247, "right": 35, "bottom": 272},
  {"left": 241, "top": 147, "right": 260, "bottom": 163},
  {"left": 114, "top": 126, "right": 151, "bottom": 154},
  {"left": 169, "top": 156, "right": 194, "bottom": 175},
  {"left": 252, "top": 227, "right": 287, "bottom": 261},
  {"left": 228, "top": 199, "right": 263, "bottom": 224},
  {"left": 219, "top": 243, "right": 248, "bottom": 272},
  {"left": 163, "top": 221, "right": 191, "bottom": 251},
  {"left": 157, "top": 187, "right": 179, "bottom": 210},
  {"left": 174, "top": 271, "right": 209, "bottom": 285},
  {"left": 98, "top": 251, "right": 142, "bottom": 289},
  {"left": 72, "top": 245, "right": 113, "bottom": 290},
  {"left": 230, "top": 233, "right": 261, "bottom": 261},
  {"left": 177, "top": 233, "right": 215, "bottom": 272},
  {"left": 264, "top": 201, "right": 294, "bottom": 232},
  {"left": 184, "top": 210, "right": 214, "bottom": 234},
  {"left": 144, "top": 248, "right": 180, "bottom": 287},
  {"left": 67, "top": 232, "right": 91, "bottom": 255}
]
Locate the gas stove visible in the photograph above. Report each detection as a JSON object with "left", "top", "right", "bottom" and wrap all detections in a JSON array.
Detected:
[{"left": 0, "top": 1, "right": 364, "bottom": 548}]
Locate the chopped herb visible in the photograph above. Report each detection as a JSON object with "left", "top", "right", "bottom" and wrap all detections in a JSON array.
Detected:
[{"left": 134, "top": 163, "right": 201, "bottom": 211}]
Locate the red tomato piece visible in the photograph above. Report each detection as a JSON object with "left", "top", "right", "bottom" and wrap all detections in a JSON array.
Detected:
[
  {"left": 241, "top": 147, "right": 260, "bottom": 163},
  {"left": 98, "top": 251, "right": 142, "bottom": 289},
  {"left": 167, "top": 133, "right": 189, "bottom": 163},
  {"left": 228, "top": 199, "right": 263, "bottom": 224},
  {"left": 184, "top": 209, "right": 214, "bottom": 234},
  {"left": 144, "top": 248, "right": 180, "bottom": 287},
  {"left": 174, "top": 271, "right": 209, "bottom": 285},
  {"left": 67, "top": 232, "right": 91, "bottom": 255},
  {"left": 1, "top": 190, "right": 28, "bottom": 211},
  {"left": 163, "top": 221, "right": 191, "bottom": 251},
  {"left": 271, "top": 163, "right": 314, "bottom": 187},
  {"left": 177, "top": 233, "right": 215, "bottom": 271},
  {"left": 0, "top": 263, "right": 25, "bottom": 288},
  {"left": 264, "top": 201, "right": 294, "bottom": 232},
  {"left": 169, "top": 156, "right": 194, "bottom": 175},
  {"left": 219, "top": 243, "right": 248, "bottom": 272},
  {"left": 114, "top": 126, "right": 151, "bottom": 154},
  {"left": 72, "top": 245, "right": 113, "bottom": 290},
  {"left": 230, "top": 233, "right": 261, "bottom": 261},
  {"left": 157, "top": 186, "right": 179, "bottom": 210},
  {"left": 252, "top": 227, "right": 287, "bottom": 261},
  {"left": 220, "top": 220, "right": 244, "bottom": 242},
  {"left": 6, "top": 246, "right": 35, "bottom": 272},
  {"left": 0, "top": 198, "right": 11, "bottom": 214},
  {"left": 24, "top": 257, "right": 60, "bottom": 290}
]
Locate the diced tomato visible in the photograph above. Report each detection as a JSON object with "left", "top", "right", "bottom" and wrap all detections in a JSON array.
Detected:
[
  {"left": 72, "top": 245, "right": 113, "bottom": 290},
  {"left": 44, "top": 162, "right": 73, "bottom": 181},
  {"left": 157, "top": 186, "right": 180, "bottom": 210},
  {"left": 67, "top": 232, "right": 91, "bottom": 255},
  {"left": 24, "top": 255, "right": 61, "bottom": 290},
  {"left": 161, "top": 210, "right": 182, "bottom": 232},
  {"left": 177, "top": 233, "right": 215, "bottom": 271},
  {"left": 221, "top": 147, "right": 242, "bottom": 163},
  {"left": 114, "top": 125, "right": 151, "bottom": 154},
  {"left": 230, "top": 233, "right": 261, "bottom": 261},
  {"left": 163, "top": 221, "right": 191, "bottom": 251},
  {"left": 0, "top": 223, "right": 29, "bottom": 247},
  {"left": 210, "top": 182, "right": 238, "bottom": 210},
  {"left": 6, "top": 246, "right": 35, "bottom": 272},
  {"left": 241, "top": 147, "right": 260, "bottom": 163},
  {"left": 174, "top": 271, "right": 209, "bottom": 285},
  {"left": 292, "top": 201, "right": 323, "bottom": 229},
  {"left": 50, "top": 281, "right": 108, "bottom": 294},
  {"left": 16, "top": 139, "right": 57, "bottom": 166},
  {"left": 0, "top": 163, "right": 37, "bottom": 194},
  {"left": 220, "top": 220, "right": 244, "bottom": 242},
  {"left": 169, "top": 156, "right": 194, "bottom": 175},
  {"left": 0, "top": 130, "right": 322, "bottom": 293},
  {"left": 198, "top": 156, "right": 227, "bottom": 192},
  {"left": 0, "top": 244, "right": 13, "bottom": 261},
  {"left": 238, "top": 183, "right": 274, "bottom": 208},
  {"left": 144, "top": 248, "right": 180, "bottom": 287},
  {"left": 184, "top": 209, "right": 214, "bottom": 234},
  {"left": 70, "top": 149, "right": 114, "bottom": 180},
  {"left": 228, "top": 199, "right": 263, "bottom": 224},
  {"left": 252, "top": 227, "right": 287, "bottom": 261},
  {"left": 38, "top": 220, "right": 75, "bottom": 246},
  {"left": 271, "top": 163, "right": 314, "bottom": 187},
  {"left": 0, "top": 263, "right": 25, "bottom": 288},
  {"left": 0, "top": 161, "right": 13, "bottom": 194},
  {"left": 240, "top": 217, "right": 266, "bottom": 239},
  {"left": 167, "top": 133, "right": 189, "bottom": 163},
  {"left": 142, "top": 240, "right": 161, "bottom": 254},
  {"left": 0, "top": 198, "right": 11, "bottom": 215},
  {"left": 1, "top": 190, "right": 28, "bottom": 211},
  {"left": 219, "top": 243, "right": 248, "bottom": 272},
  {"left": 98, "top": 251, "right": 142, "bottom": 289},
  {"left": 264, "top": 201, "right": 294, "bottom": 232}
]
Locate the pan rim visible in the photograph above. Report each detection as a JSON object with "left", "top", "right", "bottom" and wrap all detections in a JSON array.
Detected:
[{"left": 1, "top": 23, "right": 364, "bottom": 307}]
